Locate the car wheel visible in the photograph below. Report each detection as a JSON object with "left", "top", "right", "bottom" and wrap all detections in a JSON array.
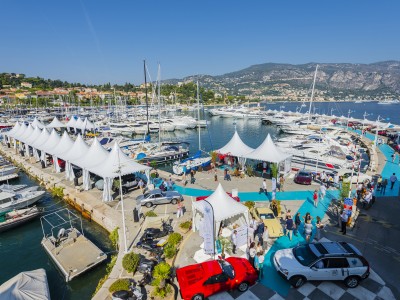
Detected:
[
  {"left": 344, "top": 276, "right": 360, "bottom": 288},
  {"left": 145, "top": 202, "right": 153, "bottom": 208},
  {"left": 237, "top": 281, "right": 249, "bottom": 292},
  {"left": 122, "top": 187, "right": 128, "bottom": 195},
  {"left": 289, "top": 275, "right": 306, "bottom": 288},
  {"left": 191, "top": 294, "right": 204, "bottom": 300},
  {"left": 171, "top": 199, "right": 177, "bottom": 205}
]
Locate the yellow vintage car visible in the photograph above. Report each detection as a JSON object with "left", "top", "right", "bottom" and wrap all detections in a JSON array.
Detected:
[
  {"left": 253, "top": 207, "right": 284, "bottom": 238},
  {"left": 85, "top": 132, "right": 100, "bottom": 137}
]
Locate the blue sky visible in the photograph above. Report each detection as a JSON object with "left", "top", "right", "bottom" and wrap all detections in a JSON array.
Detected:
[{"left": 1, "top": 0, "right": 399, "bottom": 85}]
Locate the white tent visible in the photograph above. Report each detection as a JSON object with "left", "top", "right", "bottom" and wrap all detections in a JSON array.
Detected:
[
  {"left": 82, "top": 117, "right": 95, "bottom": 130},
  {"left": 19, "top": 125, "right": 35, "bottom": 157},
  {"left": 89, "top": 142, "right": 151, "bottom": 201},
  {"left": 73, "top": 137, "right": 110, "bottom": 190},
  {"left": 0, "top": 268, "right": 50, "bottom": 300},
  {"left": 75, "top": 117, "right": 84, "bottom": 131},
  {"left": 61, "top": 134, "right": 90, "bottom": 180},
  {"left": 31, "top": 117, "right": 45, "bottom": 129},
  {"left": 65, "top": 117, "right": 77, "bottom": 131},
  {"left": 14, "top": 124, "right": 28, "bottom": 151},
  {"left": 46, "top": 116, "right": 66, "bottom": 128},
  {"left": 192, "top": 184, "right": 249, "bottom": 238},
  {"left": 48, "top": 131, "right": 75, "bottom": 173},
  {"left": 31, "top": 128, "right": 51, "bottom": 164},
  {"left": 245, "top": 134, "right": 292, "bottom": 175},
  {"left": 217, "top": 130, "right": 254, "bottom": 157},
  {"left": 25, "top": 127, "right": 43, "bottom": 148},
  {"left": 6, "top": 122, "right": 20, "bottom": 138},
  {"left": 37, "top": 129, "right": 60, "bottom": 152}
]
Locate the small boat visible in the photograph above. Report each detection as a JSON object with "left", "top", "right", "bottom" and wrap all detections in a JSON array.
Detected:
[
  {"left": 0, "top": 184, "right": 27, "bottom": 192},
  {"left": 377, "top": 99, "right": 400, "bottom": 105},
  {"left": 0, "top": 189, "right": 45, "bottom": 214},
  {"left": 0, "top": 206, "right": 41, "bottom": 233},
  {"left": 0, "top": 165, "right": 19, "bottom": 176},
  {"left": 0, "top": 173, "right": 19, "bottom": 183},
  {"left": 172, "top": 150, "right": 212, "bottom": 175}
]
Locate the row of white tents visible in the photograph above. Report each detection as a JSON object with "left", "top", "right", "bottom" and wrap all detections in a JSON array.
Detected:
[
  {"left": 4, "top": 121, "right": 150, "bottom": 201},
  {"left": 216, "top": 130, "right": 292, "bottom": 175},
  {"left": 30, "top": 116, "right": 96, "bottom": 132}
]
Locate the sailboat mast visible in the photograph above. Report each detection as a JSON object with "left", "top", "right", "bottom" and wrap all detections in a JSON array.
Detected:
[
  {"left": 158, "top": 64, "right": 161, "bottom": 146},
  {"left": 197, "top": 81, "right": 201, "bottom": 151},
  {"left": 307, "top": 64, "right": 319, "bottom": 124},
  {"left": 144, "top": 60, "right": 149, "bottom": 135}
]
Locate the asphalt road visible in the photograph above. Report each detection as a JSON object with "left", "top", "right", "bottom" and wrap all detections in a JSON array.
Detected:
[{"left": 323, "top": 196, "right": 400, "bottom": 299}]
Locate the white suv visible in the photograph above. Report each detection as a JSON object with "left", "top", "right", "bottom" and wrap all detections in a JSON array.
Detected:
[{"left": 273, "top": 242, "right": 370, "bottom": 288}]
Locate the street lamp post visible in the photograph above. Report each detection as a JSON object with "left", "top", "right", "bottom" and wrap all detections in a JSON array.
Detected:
[
  {"left": 116, "top": 149, "right": 128, "bottom": 254},
  {"left": 346, "top": 109, "right": 354, "bottom": 131}
]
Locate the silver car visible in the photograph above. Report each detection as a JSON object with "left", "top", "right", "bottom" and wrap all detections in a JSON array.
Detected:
[{"left": 137, "top": 189, "right": 183, "bottom": 208}]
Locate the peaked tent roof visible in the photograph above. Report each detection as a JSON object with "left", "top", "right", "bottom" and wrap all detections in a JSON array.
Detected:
[
  {"left": 39, "top": 129, "right": 61, "bottom": 152},
  {"left": 19, "top": 125, "right": 34, "bottom": 143},
  {"left": 245, "top": 134, "right": 291, "bottom": 163},
  {"left": 65, "top": 117, "right": 77, "bottom": 128},
  {"left": 46, "top": 117, "right": 66, "bottom": 128},
  {"left": 25, "top": 127, "right": 43, "bottom": 145},
  {"left": 14, "top": 123, "right": 28, "bottom": 140},
  {"left": 31, "top": 117, "right": 45, "bottom": 129},
  {"left": 31, "top": 128, "right": 50, "bottom": 149},
  {"left": 0, "top": 268, "right": 51, "bottom": 300},
  {"left": 193, "top": 183, "right": 249, "bottom": 223},
  {"left": 7, "top": 122, "right": 20, "bottom": 137},
  {"left": 61, "top": 134, "right": 90, "bottom": 163},
  {"left": 216, "top": 130, "right": 254, "bottom": 157},
  {"left": 73, "top": 137, "right": 110, "bottom": 169},
  {"left": 89, "top": 142, "right": 151, "bottom": 178},
  {"left": 82, "top": 117, "right": 95, "bottom": 130},
  {"left": 75, "top": 117, "right": 84, "bottom": 130},
  {"left": 49, "top": 131, "right": 75, "bottom": 157}
]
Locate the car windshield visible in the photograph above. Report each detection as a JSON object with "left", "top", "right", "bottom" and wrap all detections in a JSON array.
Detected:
[
  {"left": 260, "top": 213, "right": 275, "bottom": 220},
  {"left": 293, "top": 245, "right": 318, "bottom": 266},
  {"left": 298, "top": 172, "right": 310, "bottom": 177},
  {"left": 218, "top": 260, "right": 235, "bottom": 279}
]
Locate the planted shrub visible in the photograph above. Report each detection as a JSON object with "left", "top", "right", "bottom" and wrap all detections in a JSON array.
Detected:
[
  {"left": 109, "top": 227, "right": 119, "bottom": 250},
  {"left": 179, "top": 220, "right": 192, "bottom": 230},
  {"left": 108, "top": 279, "right": 130, "bottom": 293},
  {"left": 145, "top": 211, "right": 158, "bottom": 217},
  {"left": 152, "top": 262, "right": 172, "bottom": 298},
  {"left": 163, "top": 243, "right": 177, "bottom": 259},
  {"left": 167, "top": 232, "right": 182, "bottom": 245},
  {"left": 122, "top": 252, "right": 140, "bottom": 275}
]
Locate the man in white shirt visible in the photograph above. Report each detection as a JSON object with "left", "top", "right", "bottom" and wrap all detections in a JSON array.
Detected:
[
  {"left": 363, "top": 190, "right": 372, "bottom": 209},
  {"left": 259, "top": 179, "right": 267, "bottom": 195}
]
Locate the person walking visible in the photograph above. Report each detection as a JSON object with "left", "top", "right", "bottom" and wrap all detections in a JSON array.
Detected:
[
  {"left": 377, "top": 175, "right": 382, "bottom": 191},
  {"left": 381, "top": 178, "right": 388, "bottom": 194},
  {"left": 257, "top": 250, "right": 265, "bottom": 280},
  {"left": 304, "top": 220, "right": 313, "bottom": 243},
  {"left": 259, "top": 179, "right": 267, "bottom": 195},
  {"left": 231, "top": 230, "right": 238, "bottom": 254},
  {"left": 313, "top": 189, "right": 319, "bottom": 207},
  {"left": 391, "top": 152, "right": 396, "bottom": 163},
  {"left": 214, "top": 169, "right": 218, "bottom": 181},
  {"left": 390, "top": 173, "right": 398, "bottom": 190},
  {"left": 138, "top": 179, "right": 144, "bottom": 194},
  {"left": 279, "top": 175, "right": 285, "bottom": 192},
  {"left": 340, "top": 210, "right": 349, "bottom": 235},
  {"left": 248, "top": 242, "right": 256, "bottom": 267},
  {"left": 316, "top": 216, "right": 324, "bottom": 240},
  {"left": 256, "top": 222, "right": 265, "bottom": 246},
  {"left": 190, "top": 169, "right": 195, "bottom": 184},
  {"left": 250, "top": 216, "right": 258, "bottom": 239},
  {"left": 285, "top": 215, "right": 294, "bottom": 241},
  {"left": 262, "top": 226, "right": 269, "bottom": 251},
  {"left": 294, "top": 212, "right": 301, "bottom": 236},
  {"left": 176, "top": 199, "right": 184, "bottom": 218},
  {"left": 319, "top": 184, "right": 326, "bottom": 200}
]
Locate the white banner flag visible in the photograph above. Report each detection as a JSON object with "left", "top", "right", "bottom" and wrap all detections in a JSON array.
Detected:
[{"left": 200, "top": 201, "right": 215, "bottom": 255}]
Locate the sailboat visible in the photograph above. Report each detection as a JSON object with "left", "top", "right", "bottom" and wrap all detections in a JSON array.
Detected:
[{"left": 172, "top": 81, "right": 211, "bottom": 175}]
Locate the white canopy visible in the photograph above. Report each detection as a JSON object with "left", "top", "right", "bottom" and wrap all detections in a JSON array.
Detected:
[
  {"left": 0, "top": 268, "right": 50, "bottom": 300},
  {"left": 65, "top": 117, "right": 77, "bottom": 129},
  {"left": 216, "top": 130, "right": 254, "bottom": 157},
  {"left": 245, "top": 134, "right": 291, "bottom": 163},
  {"left": 73, "top": 137, "right": 109, "bottom": 170},
  {"left": 75, "top": 117, "right": 84, "bottom": 130},
  {"left": 19, "top": 125, "right": 34, "bottom": 143},
  {"left": 7, "top": 122, "right": 20, "bottom": 137},
  {"left": 62, "top": 134, "right": 90, "bottom": 163},
  {"left": 31, "top": 128, "right": 50, "bottom": 149},
  {"left": 39, "top": 129, "right": 61, "bottom": 152},
  {"left": 31, "top": 117, "right": 45, "bottom": 129},
  {"left": 50, "top": 131, "right": 75, "bottom": 157},
  {"left": 25, "top": 127, "right": 43, "bottom": 146},
  {"left": 89, "top": 142, "right": 151, "bottom": 178},
  {"left": 193, "top": 184, "right": 249, "bottom": 224},
  {"left": 14, "top": 123, "right": 28, "bottom": 140},
  {"left": 82, "top": 117, "right": 95, "bottom": 130},
  {"left": 46, "top": 116, "right": 66, "bottom": 128}
]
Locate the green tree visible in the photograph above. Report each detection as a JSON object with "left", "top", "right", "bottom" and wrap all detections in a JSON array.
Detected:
[
  {"left": 152, "top": 262, "right": 172, "bottom": 298},
  {"left": 122, "top": 252, "right": 140, "bottom": 275}
]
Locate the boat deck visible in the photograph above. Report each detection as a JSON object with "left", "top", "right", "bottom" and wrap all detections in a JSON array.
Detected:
[
  {"left": 41, "top": 228, "right": 107, "bottom": 281},
  {"left": 0, "top": 173, "right": 19, "bottom": 183}
]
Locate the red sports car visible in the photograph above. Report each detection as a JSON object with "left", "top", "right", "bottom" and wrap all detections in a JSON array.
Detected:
[
  {"left": 195, "top": 192, "right": 240, "bottom": 202},
  {"left": 176, "top": 257, "right": 258, "bottom": 300}
]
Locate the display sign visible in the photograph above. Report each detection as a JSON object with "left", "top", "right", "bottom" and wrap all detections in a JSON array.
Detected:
[{"left": 235, "top": 225, "right": 248, "bottom": 248}]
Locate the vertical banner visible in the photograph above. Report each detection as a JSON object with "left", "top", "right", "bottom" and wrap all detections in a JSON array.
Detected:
[
  {"left": 200, "top": 200, "right": 215, "bottom": 255},
  {"left": 235, "top": 225, "right": 248, "bottom": 248}
]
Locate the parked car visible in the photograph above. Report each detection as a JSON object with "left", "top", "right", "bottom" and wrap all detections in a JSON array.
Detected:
[
  {"left": 294, "top": 170, "right": 313, "bottom": 185},
  {"left": 94, "top": 173, "right": 146, "bottom": 193},
  {"left": 137, "top": 189, "right": 183, "bottom": 208},
  {"left": 176, "top": 257, "right": 258, "bottom": 300},
  {"left": 329, "top": 169, "right": 372, "bottom": 184},
  {"left": 252, "top": 207, "right": 283, "bottom": 238},
  {"left": 195, "top": 192, "right": 240, "bottom": 202},
  {"left": 273, "top": 241, "right": 370, "bottom": 288}
]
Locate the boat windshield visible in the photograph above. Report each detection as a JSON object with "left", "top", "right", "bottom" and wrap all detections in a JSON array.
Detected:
[{"left": 293, "top": 245, "right": 318, "bottom": 266}]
